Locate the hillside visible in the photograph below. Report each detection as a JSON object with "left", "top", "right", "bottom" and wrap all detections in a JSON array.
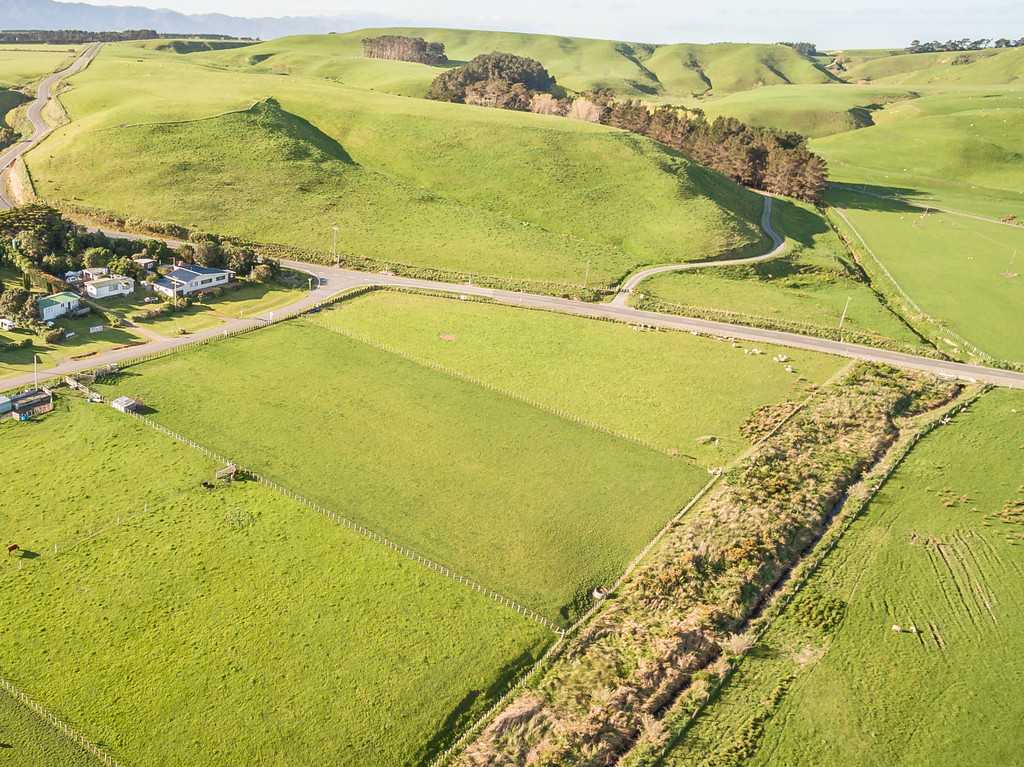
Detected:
[
  {"left": 839, "top": 46, "right": 1024, "bottom": 85},
  {"left": 27, "top": 43, "right": 769, "bottom": 286},
  {"left": 192, "top": 29, "right": 836, "bottom": 98}
]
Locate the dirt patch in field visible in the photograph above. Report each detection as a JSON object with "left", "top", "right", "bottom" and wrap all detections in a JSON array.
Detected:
[{"left": 438, "top": 333, "right": 457, "bottom": 342}]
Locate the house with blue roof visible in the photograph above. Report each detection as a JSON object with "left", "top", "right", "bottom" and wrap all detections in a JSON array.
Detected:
[{"left": 152, "top": 265, "right": 235, "bottom": 299}]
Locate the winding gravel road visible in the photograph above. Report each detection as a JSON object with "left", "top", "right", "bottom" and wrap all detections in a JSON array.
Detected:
[
  {"left": 612, "top": 193, "right": 786, "bottom": 305},
  {"left": 0, "top": 43, "right": 101, "bottom": 209}
]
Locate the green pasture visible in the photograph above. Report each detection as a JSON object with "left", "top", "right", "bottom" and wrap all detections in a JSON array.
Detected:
[
  {"left": 0, "top": 692, "right": 96, "bottom": 767},
  {"left": 812, "top": 85, "right": 1024, "bottom": 219},
  {"left": 198, "top": 30, "right": 834, "bottom": 98},
  {"left": 319, "top": 289, "right": 845, "bottom": 462},
  {"left": 664, "top": 388, "right": 1024, "bottom": 766},
  {"left": 841, "top": 45, "right": 1024, "bottom": 86},
  {"left": 0, "top": 397, "right": 551, "bottom": 766},
  {"left": 830, "top": 190, "right": 1024, "bottom": 361},
  {"left": 634, "top": 197, "right": 925, "bottom": 347},
  {"left": 29, "top": 43, "right": 767, "bottom": 286},
  {"left": 0, "top": 45, "right": 81, "bottom": 89},
  {"left": 92, "top": 320, "right": 709, "bottom": 623},
  {"left": 690, "top": 84, "right": 916, "bottom": 137}
]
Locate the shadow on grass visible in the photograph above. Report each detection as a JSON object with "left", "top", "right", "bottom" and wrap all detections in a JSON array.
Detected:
[
  {"left": 824, "top": 183, "right": 934, "bottom": 214},
  {"left": 413, "top": 647, "right": 541, "bottom": 766}
]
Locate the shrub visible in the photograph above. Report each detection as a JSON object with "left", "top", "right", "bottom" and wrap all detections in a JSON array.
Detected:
[{"left": 43, "top": 328, "right": 64, "bottom": 344}]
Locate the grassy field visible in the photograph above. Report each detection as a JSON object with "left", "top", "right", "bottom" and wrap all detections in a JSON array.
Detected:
[
  {"left": 829, "top": 189, "right": 1024, "bottom": 361},
  {"left": 317, "top": 289, "right": 846, "bottom": 463},
  {"left": 0, "top": 692, "right": 97, "bottom": 767},
  {"left": 0, "top": 44, "right": 81, "bottom": 89},
  {"left": 92, "top": 320, "right": 710, "bottom": 623},
  {"left": 196, "top": 30, "right": 835, "bottom": 99},
  {"left": 0, "top": 397, "right": 552, "bottom": 766},
  {"left": 661, "top": 387, "right": 1024, "bottom": 766},
  {"left": 634, "top": 196, "right": 926, "bottom": 347},
  {"left": 28, "top": 43, "right": 768, "bottom": 287}
]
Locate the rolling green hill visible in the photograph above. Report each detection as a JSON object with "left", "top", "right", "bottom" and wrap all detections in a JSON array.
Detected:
[
  {"left": 840, "top": 46, "right": 1024, "bottom": 86},
  {"left": 28, "top": 43, "right": 768, "bottom": 285},
  {"left": 181, "top": 29, "right": 836, "bottom": 99}
]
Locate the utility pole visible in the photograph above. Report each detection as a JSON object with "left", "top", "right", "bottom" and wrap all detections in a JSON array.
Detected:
[
  {"left": 583, "top": 260, "right": 590, "bottom": 289},
  {"left": 33, "top": 354, "right": 39, "bottom": 391},
  {"left": 839, "top": 296, "right": 852, "bottom": 340},
  {"left": 332, "top": 225, "right": 339, "bottom": 268}
]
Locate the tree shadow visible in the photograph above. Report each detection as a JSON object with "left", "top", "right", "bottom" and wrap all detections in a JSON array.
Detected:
[
  {"left": 825, "top": 183, "right": 933, "bottom": 215},
  {"left": 413, "top": 647, "right": 540, "bottom": 766}
]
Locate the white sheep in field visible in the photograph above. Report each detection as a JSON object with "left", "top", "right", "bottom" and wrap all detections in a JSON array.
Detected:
[{"left": 892, "top": 625, "right": 902, "bottom": 633}]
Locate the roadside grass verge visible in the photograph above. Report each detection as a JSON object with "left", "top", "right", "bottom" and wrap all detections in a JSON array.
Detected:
[
  {"left": 0, "top": 397, "right": 553, "bottom": 767},
  {"left": 316, "top": 288, "right": 845, "bottom": 463},
  {"left": 633, "top": 197, "right": 926, "bottom": 348},
  {"left": 659, "top": 387, "right": 1024, "bottom": 766},
  {"left": 92, "top": 319, "right": 709, "bottom": 623}
]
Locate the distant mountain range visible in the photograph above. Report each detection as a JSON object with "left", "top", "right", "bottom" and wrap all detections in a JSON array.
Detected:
[{"left": 1, "top": 0, "right": 414, "bottom": 40}]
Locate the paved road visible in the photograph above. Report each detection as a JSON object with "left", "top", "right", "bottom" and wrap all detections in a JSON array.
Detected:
[
  {"left": 0, "top": 43, "right": 102, "bottom": 209},
  {"left": 612, "top": 194, "right": 786, "bottom": 305}
]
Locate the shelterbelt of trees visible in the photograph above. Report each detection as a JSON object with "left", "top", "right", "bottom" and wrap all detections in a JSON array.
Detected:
[
  {"left": 361, "top": 34, "right": 449, "bottom": 66},
  {"left": 426, "top": 50, "right": 827, "bottom": 203}
]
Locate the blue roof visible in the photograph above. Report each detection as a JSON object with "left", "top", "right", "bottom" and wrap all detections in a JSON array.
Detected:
[
  {"left": 167, "top": 265, "right": 232, "bottom": 282},
  {"left": 154, "top": 277, "right": 176, "bottom": 291}
]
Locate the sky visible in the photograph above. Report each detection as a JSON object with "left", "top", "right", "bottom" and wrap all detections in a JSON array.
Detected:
[{"left": 54, "top": 0, "right": 1024, "bottom": 47}]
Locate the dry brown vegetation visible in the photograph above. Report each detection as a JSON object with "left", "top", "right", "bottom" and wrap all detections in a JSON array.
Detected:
[{"left": 454, "top": 363, "right": 959, "bottom": 766}]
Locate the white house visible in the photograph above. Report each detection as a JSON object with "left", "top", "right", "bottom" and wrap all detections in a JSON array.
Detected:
[
  {"left": 85, "top": 275, "right": 134, "bottom": 299},
  {"left": 36, "top": 292, "right": 80, "bottom": 322},
  {"left": 82, "top": 267, "right": 109, "bottom": 282},
  {"left": 152, "top": 265, "right": 234, "bottom": 298}
]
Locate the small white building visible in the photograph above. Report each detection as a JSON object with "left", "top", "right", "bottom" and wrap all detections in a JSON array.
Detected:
[
  {"left": 0, "top": 318, "right": 15, "bottom": 331},
  {"left": 133, "top": 257, "right": 158, "bottom": 273},
  {"left": 152, "top": 265, "right": 234, "bottom": 298},
  {"left": 85, "top": 275, "right": 134, "bottom": 300},
  {"left": 36, "top": 292, "right": 80, "bottom": 322},
  {"left": 82, "top": 267, "right": 109, "bottom": 282},
  {"left": 111, "top": 396, "right": 139, "bottom": 413}
]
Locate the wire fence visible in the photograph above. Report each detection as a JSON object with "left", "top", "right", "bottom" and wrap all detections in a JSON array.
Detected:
[
  {"left": 830, "top": 207, "right": 992, "bottom": 361},
  {"left": 0, "top": 675, "right": 125, "bottom": 767},
  {"left": 304, "top": 316, "right": 689, "bottom": 460},
  {"left": 117, "top": 409, "right": 563, "bottom": 636}
]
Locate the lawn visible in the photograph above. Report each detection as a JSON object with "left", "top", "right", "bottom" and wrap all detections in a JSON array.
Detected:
[
  {"left": 662, "top": 387, "right": 1024, "bottom": 766},
  {"left": 28, "top": 43, "right": 769, "bottom": 287},
  {"left": 93, "top": 320, "right": 710, "bottom": 623},
  {"left": 829, "top": 189, "right": 1024, "bottom": 362},
  {"left": 633, "top": 196, "right": 927, "bottom": 348},
  {"left": 0, "top": 397, "right": 552, "bottom": 767},
  {"left": 317, "top": 289, "right": 846, "bottom": 463},
  {"left": 0, "top": 315, "right": 149, "bottom": 384}
]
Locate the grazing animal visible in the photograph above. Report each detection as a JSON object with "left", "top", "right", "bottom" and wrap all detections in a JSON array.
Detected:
[
  {"left": 6, "top": 544, "right": 19, "bottom": 557},
  {"left": 892, "top": 625, "right": 902, "bottom": 632}
]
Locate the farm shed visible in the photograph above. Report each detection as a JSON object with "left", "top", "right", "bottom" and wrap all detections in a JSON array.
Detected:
[
  {"left": 111, "top": 396, "right": 140, "bottom": 414},
  {"left": 10, "top": 388, "right": 53, "bottom": 419},
  {"left": 0, "top": 396, "right": 10, "bottom": 414},
  {"left": 85, "top": 275, "right": 134, "bottom": 299},
  {"left": 82, "top": 267, "right": 109, "bottom": 281},
  {"left": 37, "top": 292, "right": 80, "bottom": 322}
]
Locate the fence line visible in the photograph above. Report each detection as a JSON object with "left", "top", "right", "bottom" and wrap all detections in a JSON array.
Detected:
[
  {"left": 0, "top": 675, "right": 125, "bottom": 767},
  {"left": 303, "top": 316, "right": 691, "bottom": 460},
  {"left": 117, "top": 410, "right": 563, "bottom": 636},
  {"left": 830, "top": 207, "right": 992, "bottom": 360}
]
